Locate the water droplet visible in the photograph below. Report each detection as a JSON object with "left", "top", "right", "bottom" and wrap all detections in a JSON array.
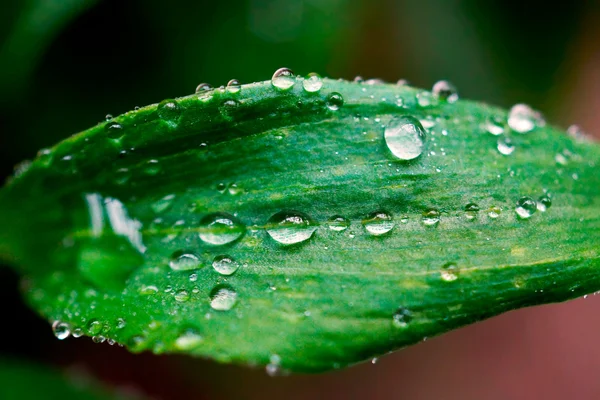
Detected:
[
  {"left": 105, "top": 122, "right": 124, "bottom": 139},
  {"left": 212, "top": 255, "right": 240, "bottom": 276},
  {"left": 266, "top": 354, "right": 282, "bottom": 376},
  {"left": 210, "top": 285, "right": 238, "bottom": 311},
  {"left": 326, "top": 92, "right": 344, "bottom": 111},
  {"left": 195, "top": 83, "right": 213, "bottom": 93},
  {"left": 226, "top": 79, "right": 241, "bottom": 93},
  {"left": 508, "top": 104, "right": 544, "bottom": 133},
  {"left": 497, "top": 137, "right": 515, "bottom": 155},
  {"left": 384, "top": 116, "right": 426, "bottom": 160},
  {"left": 271, "top": 68, "right": 295, "bottom": 90},
  {"left": 440, "top": 262, "right": 459, "bottom": 282},
  {"left": 362, "top": 211, "right": 394, "bottom": 236},
  {"left": 228, "top": 183, "right": 242, "bottom": 195},
  {"left": 327, "top": 215, "right": 350, "bottom": 232},
  {"left": 189, "top": 273, "right": 198, "bottom": 282},
  {"left": 216, "top": 183, "right": 227, "bottom": 193},
  {"left": 92, "top": 335, "right": 106, "bottom": 344},
  {"left": 139, "top": 285, "right": 158, "bottom": 295},
  {"left": 464, "top": 203, "right": 480, "bottom": 220},
  {"left": 392, "top": 308, "right": 412, "bottom": 328},
  {"left": 157, "top": 99, "right": 181, "bottom": 121},
  {"left": 488, "top": 206, "right": 502, "bottom": 219},
  {"left": 116, "top": 318, "right": 126, "bottom": 329},
  {"left": 371, "top": 357, "right": 378, "bottom": 364},
  {"left": 515, "top": 196, "right": 537, "bottom": 219},
  {"left": 151, "top": 194, "right": 175, "bottom": 214},
  {"left": 52, "top": 321, "right": 70, "bottom": 340},
  {"left": 86, "top": 319, "right": 103, "bottom": 335},
  {"left": 432, "top": 80, "right": 458, "bottom": 103},
  {"left": 199, "top": 212, "right": 246, "bottom": 245},
  {"left": 72, "top": 328, "right": 83, "bottom": 338},
  {"left": 175, "top": 290, "right": 190, "bottom": 302},
  {"left": 302, "top": 73, "right": 323, "bottom": 92},
  {"left": 128, "top": 335, "right": 146, "bottom": 351},
  {"left": 266, "top": 210, "right": 317, "bottom": 245},
  {"left": 416, "top": 91, "right": 436, "bottom": 107},
  {"left": 422, "top": 209, "right": 440, "bottom": 226},
  {"left": 175, "top": 329, "right": 203, "bottom": 350},
  {"left": 169, "top": 251, "right": 202, "bottom": 271},
  {"left": 105, "top": 114, "right": 113, "bottom": 121},
  {"left": 485, "top": 116, "right": 505, "bottom": 136},
  {"left": 397, "top": 79, "right": 410, "bottom": 86},
  {"left": 144, "top": 159, "right": 161, "bottom": 175},
  {"left": 537, "top": 195, "right": 552, "bottom": 212}
]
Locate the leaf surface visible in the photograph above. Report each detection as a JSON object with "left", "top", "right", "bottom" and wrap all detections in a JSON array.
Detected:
[{"left": 1, "top": 77, "right": 599, "bottom": 373}]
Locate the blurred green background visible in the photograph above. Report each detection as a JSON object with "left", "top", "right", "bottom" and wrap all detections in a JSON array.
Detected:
[{"left": 1, "top": 1, "right": 600, "bottom": 399}]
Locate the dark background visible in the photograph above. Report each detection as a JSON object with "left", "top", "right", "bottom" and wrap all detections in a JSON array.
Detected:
[{"left": 1, "top": 1, "right": 600, "bottom": 399}]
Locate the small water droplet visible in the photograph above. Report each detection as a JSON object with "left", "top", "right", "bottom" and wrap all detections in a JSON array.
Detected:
[
  {"left": 371, "top": 357, "right": 378, "bottom": 365},
  {"left": 92, "top": 335, "right": 106, "bottom": 344},
  {"left": 302, "top": 73, "right": 323, "bottom": 92},
  {"left": 384, "top": 116, "right": 426, "bottom": 160},
  {"left": 212, "top": 255, "right": 240, "bottom": 276},
  {"left": 515, "top": 196, "right": 537, "bottom": 219},
  {"left": 432, "top": 80, "right": 458, "bottom": 103},
  {"left": 485, "top": 116, "right": 505, "bottom": 136},
  {"left": 105, "top": 114, "right": 113, "bottom": 121},
  {"left": 72, "top": 328, "right": 83, "bottom": 338},
  {"left": 392, "top": 308, "right": 412, "bottom": 328},
  {"left": 226, "top": 79, "right": 241, "bottom": 93},
  {"left": 175, "top": 329, "right": 203, "bottom": 350},
  {"left": 327, "top": 215, "right": 350, "bottom": 232},
  {"left": 266, "top": 210, "right": 317, "bottom": 245},
  {"left": 228, "top": 183, "right": 242, "bottom": 195},
  {"left": 217, "top": 183, "right": 227, "bottom": 193},
  {"left": 199, "top": 212, "right": 246, "bottom": 245},
  {"left": 139, "top": 285, "right": 159, "bottom": 295},
  {"left": 116, "top": 318, "right": 126, "bottom": 329},
  {"left": 169, "top": 251, "right": 202, "bottom": 271},
  {"left": 537, "top": 195, "right": 552, "bottom": 212},
  {"left": 195, "top": 83, "right": 213, "bottom": 93},
  {"left": 175, "top": 290, "right": 190, "bottom": 302},
  {"left": 151, "top": 194, "right": 175, "bottom": 214},
  {"left": 440, "top": 262, "right": 459, "bottom": 282},
  {"left": 326, "top": 92, "right": 344, "bottom": 111},
  {"left": 158, "top": 99, "right": 181, "bottom": 121},
  {"left": 86, "top": 319, "right": 103, "bottom": 335},
  {"left": 144, "top": 159, "right": 161, "bottom": 175},
  {"left": 128, "top": 335, "right": 146, "bottom": 351},
  {"left": 416, "top": 91, "right": 436, "bottom": 107},
  {"left": 210, "top": 285, "right": 238, "bottom": 311},
  {"left": 422, "top": 209, "right": 440, "bottom": 226},
  {"left": 362, "top": 211, "right": 394, "bottom": 236},
  {"left": 396, "top": 79, "right": 410, "bottom": 86},
  {"left": 508, "top": 104, "right": 544, "bottom": 133},
  {"left": 497, "top": 137, "right": 515, "bottom": 155},
  {"left": 488, "top": 206, "right": 502, "bottom": 219},
  {"left": 464, "top": 203, "right": 480, "bottom": 220},
  {"left": 272, "top": 68, "right": 295, "bottom": 90},
  {"left": 52, "top": 321, "right": 70, "bottom": 340},
  {"left": 105, "top": 122, "right": 124, "bottom": 139}
]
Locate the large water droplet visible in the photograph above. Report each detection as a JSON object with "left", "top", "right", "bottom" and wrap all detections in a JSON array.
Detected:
[
  {"left": 362, "top": 211, "right": 394, "bottom": 236},
  {"left": 327, "top": 215, "right": 350, "bottom": 232},
  {"left": 199, "top": 212, "right": 246, "bottom": 245},
  {"left": 210, "top": 285, "right": 238, "bottom": 311},
  {"left": 384, "top": 116, "right": 426, "bottom": 160},
  {"left": 508, "top": 104, "right": 544, "bottom": 133},
  {"left": 464, "top": 203, "right": 480, "bottom": 220},
  {"left": 515, "top": 196, "right": 537, "bottom": 219},
  {"left": 169, "top": 251, "right": 202, "bottom": 271},
  {"left": 303, "top": 73, "right": 323, "bottom": 92},
  {"left": 392, "top": 308, "right": 412, "bottom": 328},
  {"left": 266, "top": 210, "right": 317, "bottom": 245},
  {"left": 326, "top": 92, "right": 344, "bottom": 111},
  {"left": 175, "top": 329, "right": 203, "bottom": 350},
  {"left": 157, "top": 99, "right": 181, "bottom": 121},
  {"left": 432, "top": 80, "right": 458, "bottom": 103},
  {"left": 422, "top": 209, "right": 440, "bottom": 226},
  {"left": 52, "top": 321, "right": 70, "bottom": 340},
  {"left": 212, "top": 255, "right": 240, "bottom": 276},
  {"left": 272, "top": 68, "right": 295, "bottom": 90}
]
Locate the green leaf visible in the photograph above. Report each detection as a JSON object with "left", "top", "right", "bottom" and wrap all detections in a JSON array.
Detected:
[
  {"left": 1, "top": 76, "right": 599, "bottom": 373},
  {"left": 0, "top": 358, "right": 123, "bottom": 399}
]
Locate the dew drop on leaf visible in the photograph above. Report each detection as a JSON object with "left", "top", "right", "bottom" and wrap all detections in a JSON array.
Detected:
[
  {"left": 212, "top": 255, "right": 240, "bottom": 276},
  {"left": 497, "top": 137, "right": 515, "bottom": 155},
  {"left": 327, "top": 215, "right": 350, "bottom": 232},
  {"left": 537, "top": 195, "right": 552, "bottom": 212},
  {"left": 515, "top": 197, "right": 537, "bottom": 219},
  {"left": 485, "top": 115, "right": 505, "bottom": 136},
  {"left": 169, "top": 251, "right": 202, "bottom": 271},
  {"left": 157, "top": 99, "right": 181, "bottom": 121},
  {"left": 271, "top": 68, "right": 295, "bottom": 90},
  {"left": 86, "top": 319, "right": 103, "bottom": 335},
  {"left": 175, "top": 329, "right": 203, "bottom": 350},
  {"left": 52, "top": 321, "right": 70, "bottom": 340},
  {"left": 432, "top": 80, "right": 458, "bottom": 103},
  {"left": 195, "top": 83, "right": 212, "bottom": 93},
  {"left": 422, "top": 209, "right": 440, "bottom": 226},
  {"left": 175, "top": 290, "right": 190, "bottom": 303},
  {"left": 392, "top": 308, "right": 412, "bottom": 328},
  {"left": 464, "top": 203, "right": 480, "bottom": 220},
  {"left": 302, "top": 73, "right": 323, "bottom": 93},
  {"left": 362, "top": 211, "right": 394, "bottom": 236},
  {"left": 210, "top": 285, "right": 238, "bottom": 311},
  {"left": 105, "top": 122, "right": 124, "bottom": 139},
  {"left": 384, "top": 115, "right": 426, "bottom": 160},
  {"left": 266, "top": 210, "right": 317, "bottom": 245},
  {"left": 198, "top": 212, "right": 246, "bottom": 245},
  {"left": 440, "top": 262, "right": 459, "bottom": 282},
  {"left": 488, "top": 206, "right": 502, "bottom": 219},
  {"left": 226, "top": 79, "right": 241, "bottom": 93},
  {"left": 326, "top": 92, "right": 344, "bottom": 111},
  {"left": 508, "top": 104, "right": 544, "bottom": 133}
]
